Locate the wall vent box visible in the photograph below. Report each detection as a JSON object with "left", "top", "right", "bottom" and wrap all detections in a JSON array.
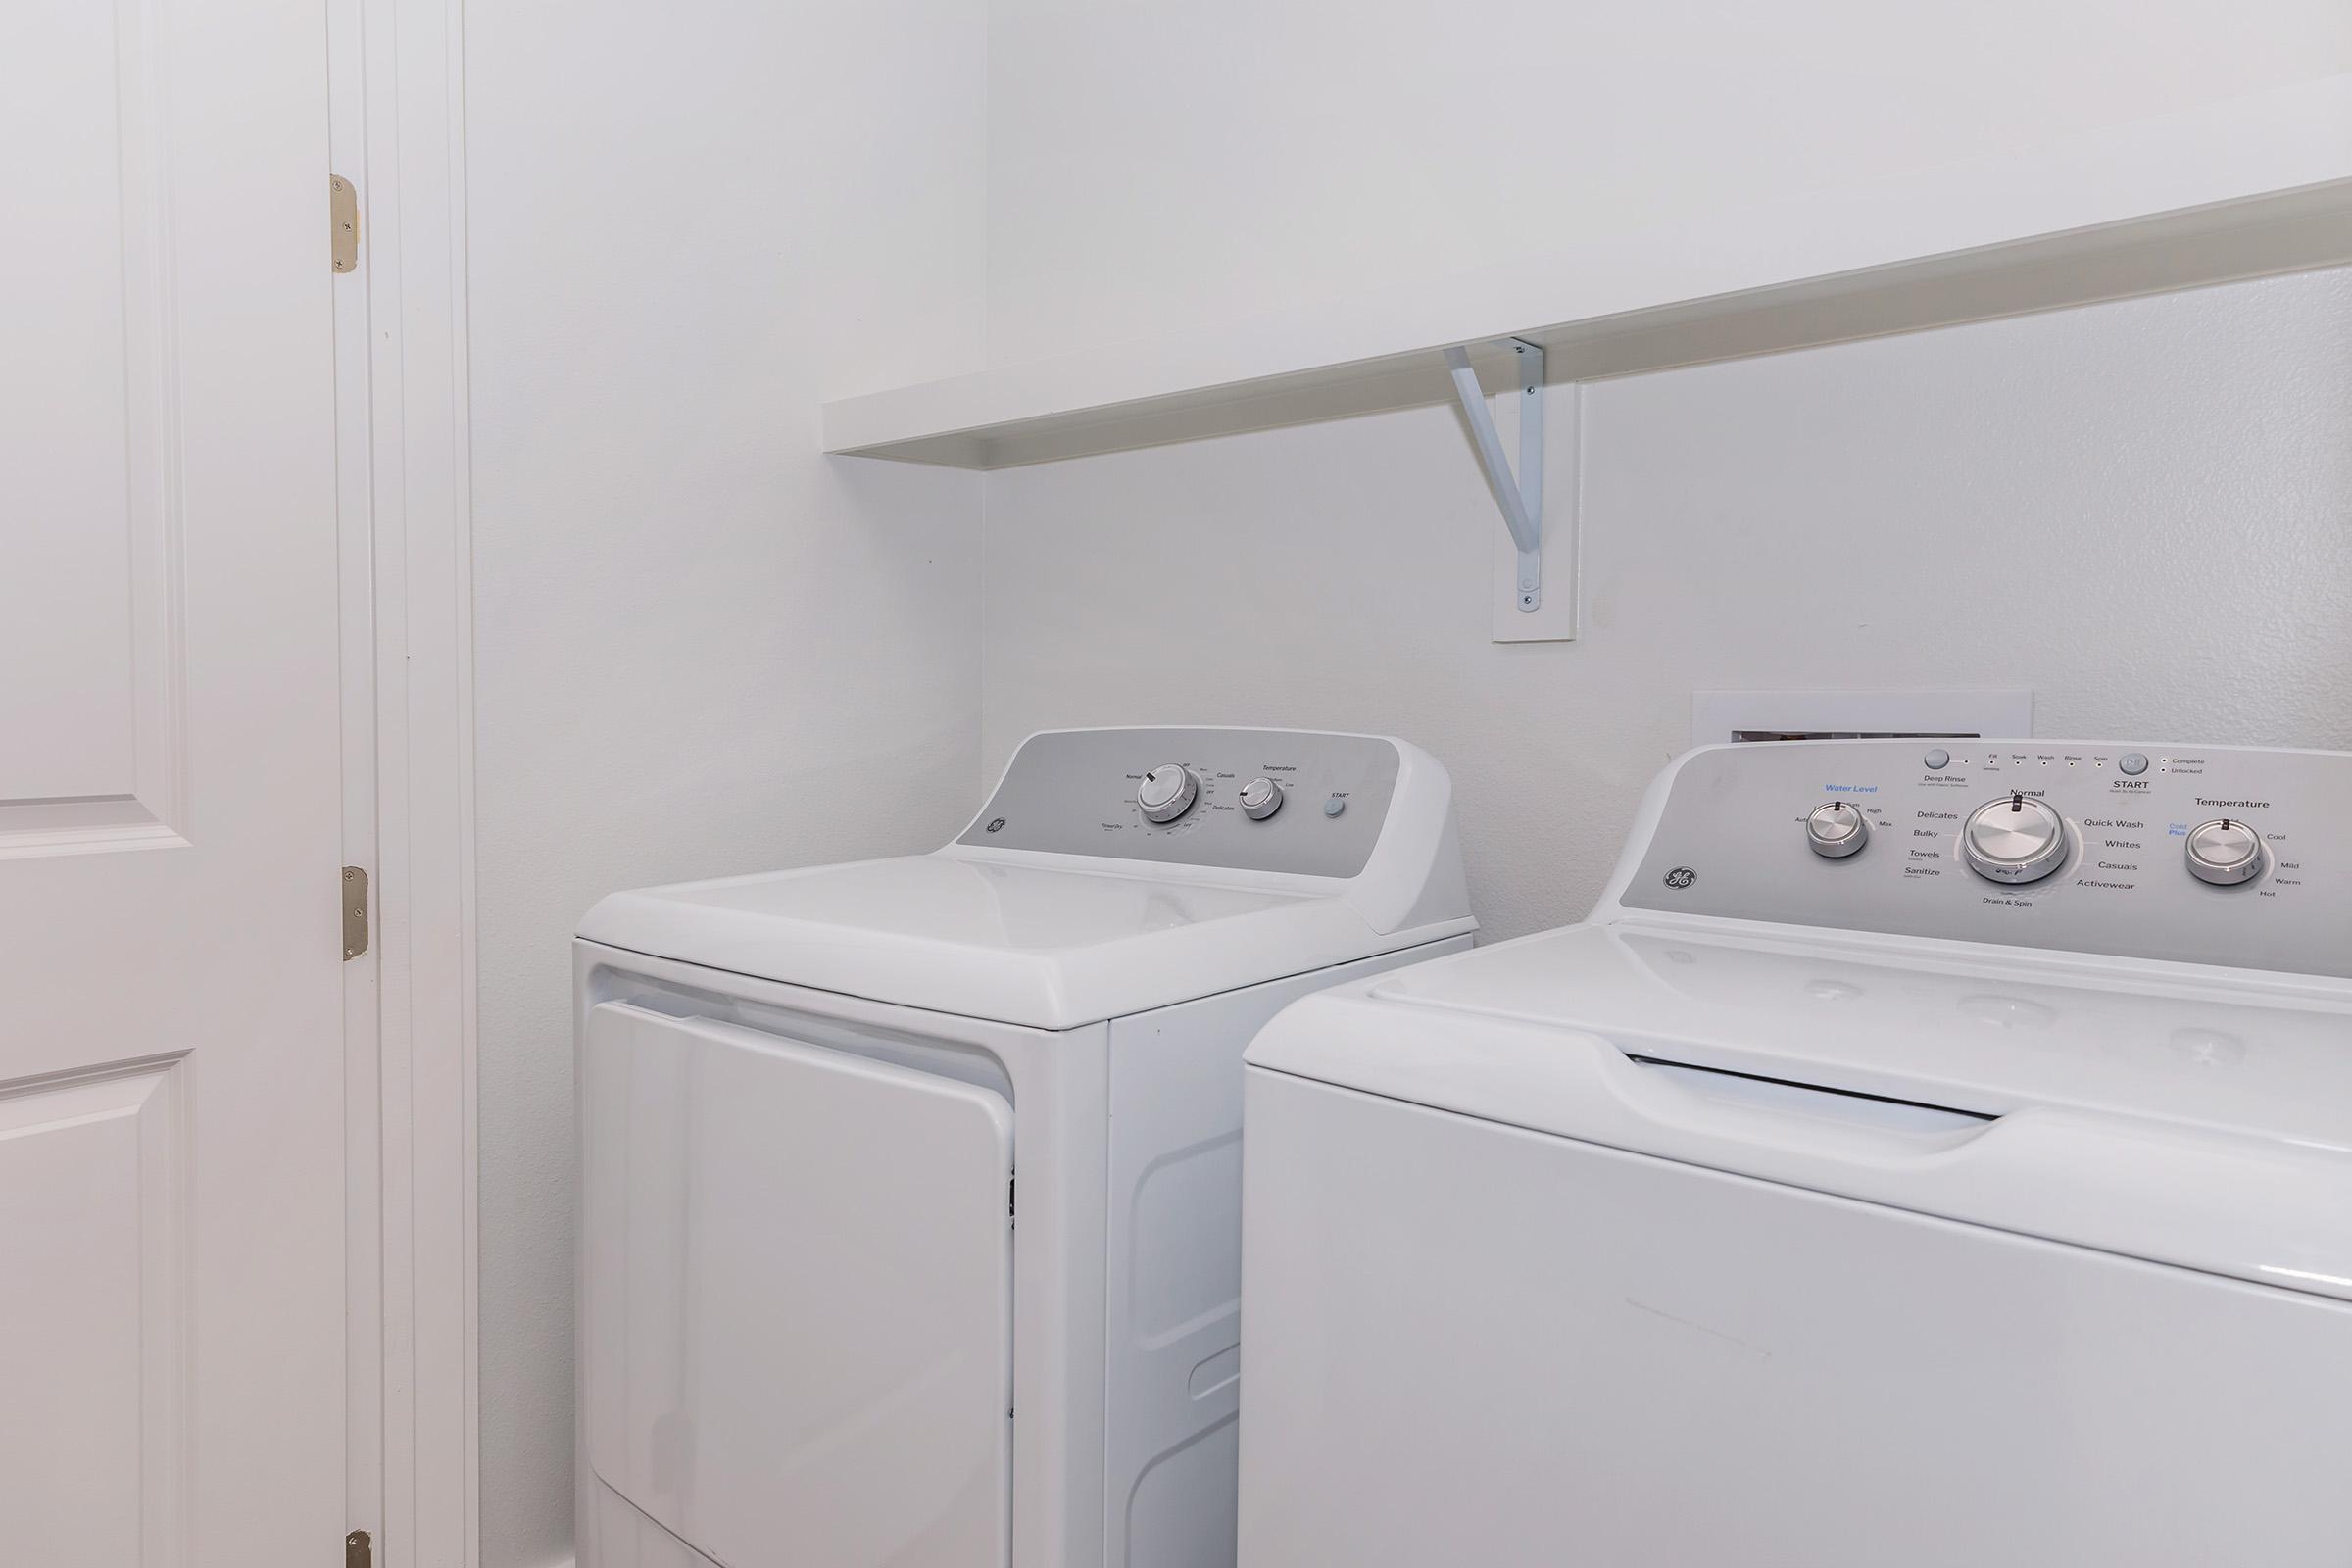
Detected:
[{"left": 1691, "top": 690, "right": 2034, "bottom": 749}]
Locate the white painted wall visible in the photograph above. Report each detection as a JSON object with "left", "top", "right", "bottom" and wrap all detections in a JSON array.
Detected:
[
  {"left": 982, "top": 268, "right": 2352, "bottom": 941},
  {"left": 464, "top": 3, "right": 987, "bottom": 1564},
  {"left": 986, "top": 0, "right": 2352, "bottom": 364},
  {"left": 456, "top": 2, "right": 2352, "bottom": 1559}
]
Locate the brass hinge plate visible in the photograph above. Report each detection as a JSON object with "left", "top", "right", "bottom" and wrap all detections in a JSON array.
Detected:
[
  {"left": 346, "top": 1530, "right": 372, "bottom": 1568},
  {"left": 330, "top": 175, "right": 360, "bottom": 272},
  {"left": 343, "top": 866, "right": 370, "bottom": 960}
]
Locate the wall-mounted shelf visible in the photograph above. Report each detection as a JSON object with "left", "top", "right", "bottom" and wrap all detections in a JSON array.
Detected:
[{"left": 822, "top": 75, "right": 2352, "bottom": 470}]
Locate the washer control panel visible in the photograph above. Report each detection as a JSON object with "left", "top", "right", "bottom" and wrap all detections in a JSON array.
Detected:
[
  {"left": 1621, "top": 741, "right": 2351, "bottom": 978},
  {"left": 956, "top": 728, "right": 1400, "bottom": 877}
]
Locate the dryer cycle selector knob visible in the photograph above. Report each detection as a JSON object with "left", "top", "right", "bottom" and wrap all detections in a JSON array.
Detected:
[
  {"left": 2185, "top": 817, "right": 2264, "bottom": 886},
  {"left": 1805, "top": 801, "right": 1869, "bottom": 858},
  {"left": 1239, "top": 776, "right": 1284, "bottom": 820},
  {"left": 1962, "top": 793, "right": 2070, "bottom": 884},
  {"left": 1137, "top": 764, "right": 1200, "bottom": 823}
]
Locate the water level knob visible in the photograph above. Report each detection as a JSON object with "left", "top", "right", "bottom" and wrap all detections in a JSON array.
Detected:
[{"left": 1805, "top": 801, "right": 1870, "bottom": 858}]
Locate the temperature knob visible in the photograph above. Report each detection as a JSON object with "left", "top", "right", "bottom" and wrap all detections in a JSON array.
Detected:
[
  {"left": 1239, "top": 776, "right": 1284, "bottom": 820},
  {"left": 1805, "top": 801, "right": 1870, "bottom": 858},
  {"left": 1962, "top": 793, "right": 2070, "bottom": 885},
  {"left": 1137, "top": 764, "right": 1200, "bottom": 823},
  {"left": 2185, "top": 817, "right": 2264, "bottom": 886}
]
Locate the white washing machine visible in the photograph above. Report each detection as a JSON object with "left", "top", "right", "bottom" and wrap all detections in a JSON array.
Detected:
[
  {"left": 1239, "top": 739, "right": 2352, "bottom": 1567},
  {"left": 573, "top": 726, "right": 1473, "bottom": 1568}
]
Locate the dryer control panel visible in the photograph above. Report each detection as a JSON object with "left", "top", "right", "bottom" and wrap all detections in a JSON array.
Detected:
[
  {"left": 955, "top": 727, "right": 1402, "bottom": 879},
  {"left": 1619, "top": 741, "right": 2352, "bottom": 978}
]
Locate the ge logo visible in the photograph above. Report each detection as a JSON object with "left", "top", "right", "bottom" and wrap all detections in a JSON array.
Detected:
[
  {"left": 986, "top": 817, "right": 1007, "bottom": 834},
  {"left": 1663, "top": 866, "right": 1696, "bottom": 889}
]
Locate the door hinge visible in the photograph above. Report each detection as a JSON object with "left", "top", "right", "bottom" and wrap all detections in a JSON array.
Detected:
[
  {"left": 330, "top": 174, "right": 360, "bottom": 272},
  {"left": 343, "top": 866, "right": 370, "bottom": 960},
  {"left": 346, "top": 1530, "right": 372, "bottom": 1568}
]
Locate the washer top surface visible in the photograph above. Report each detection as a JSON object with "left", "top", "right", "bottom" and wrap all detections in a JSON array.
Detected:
[
  {"left": 1246, "top": 739, "right": 2352, "bottom": 1302},
  {"left": 1315, "top": 736, "right": 2352, "bottom": 1141},
  {"left": 1250, "top": 918, "right": 2352, "bottom": 1302},
  {"left": 578, "top": 727, "right": 1473, "bottom": 1029},
  {"left": 1358, "top": 919, "right": 2352, "bottom": 1151}
]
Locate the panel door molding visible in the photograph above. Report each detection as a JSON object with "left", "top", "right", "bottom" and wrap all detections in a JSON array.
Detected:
[
  {"left": 1, "top": 0, "right": 186, "bottom": 858},
  {"left": 0, "top": 1055, "right": 187, "bottom": 1564}
]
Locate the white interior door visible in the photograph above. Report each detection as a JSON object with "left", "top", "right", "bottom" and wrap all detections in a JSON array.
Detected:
[{"left": 0, "top": 1, "right": 346, "bottom": 1563}]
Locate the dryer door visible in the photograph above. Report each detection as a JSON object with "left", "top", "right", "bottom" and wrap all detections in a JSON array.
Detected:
[{"left": 583, "top": 1001, "right": 1014, "bottom": 1568}]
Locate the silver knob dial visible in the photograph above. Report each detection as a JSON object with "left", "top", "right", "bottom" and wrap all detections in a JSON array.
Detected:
[
  {"left": 2185, "top": 817, "right": 2264, "bottom": 886},
  {"left": 1962, "top": 793, "right": 2070, "bottom": 884},
  {"left": 1239, "top": 776, "right": 1284, "bottom": 820},
  {"left": 1805, "top": 801, "right": 1869, "bottom": 858},
  {"left": 1137, "top": 764, "right": 1200, "bottom": 823}
]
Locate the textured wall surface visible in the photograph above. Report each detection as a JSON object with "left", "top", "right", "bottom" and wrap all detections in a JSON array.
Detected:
[
  {"left": 465, "top": 3, "right": 987, "bottom": 1562},
  {"left": 987, "top": 0, "right": 2352, "bottom": 363},
  {"left": 982, "top": 269, "right": 2352, "bottom": 942}
]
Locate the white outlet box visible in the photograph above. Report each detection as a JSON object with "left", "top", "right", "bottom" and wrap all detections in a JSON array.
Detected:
[{"left": 1690, "top": 689, "right": 2034, "bottom": 749}]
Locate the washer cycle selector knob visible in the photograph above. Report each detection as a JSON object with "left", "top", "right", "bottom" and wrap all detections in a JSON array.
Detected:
[
  {"left": 1239, "top": 776, "right": 1284, "bottom": 820},
  {"left": 1805, "top": 801, "right": 1870, "bottom": 858},
  {"left": 1137, "top": 764, "right": 1200, "bottom": 823},
  {"left": 1962, "top": 793, "right": 2070, "bottom": 884},
  {"left": 2185, "top": 817, "right": 2264, "bottom": 886}
]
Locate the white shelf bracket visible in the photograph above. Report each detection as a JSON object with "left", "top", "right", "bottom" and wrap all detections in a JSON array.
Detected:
[{"left": 1444, "top": 337, "right": 1544, "bottom": 612}]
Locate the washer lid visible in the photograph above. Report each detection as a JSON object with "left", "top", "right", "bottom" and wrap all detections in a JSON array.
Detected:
[
  {"left": 1354, "top": 921, "right": 2352, "bottom": 1148},
  {"left": 1246, "top": 920, "right": 2352, "bottom": 1301},
  {"left": 577, "top": 853, "right": 1421, "bottom": 1029}
]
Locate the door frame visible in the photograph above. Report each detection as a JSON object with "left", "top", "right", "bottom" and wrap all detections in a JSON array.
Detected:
[{"left": 328, "top": 0, "right": 480, "bottom": 1562}]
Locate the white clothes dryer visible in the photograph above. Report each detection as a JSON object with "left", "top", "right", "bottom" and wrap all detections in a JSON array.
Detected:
[
  {"left": 574, "top": 727, "right": 1473, "bottom": 1568},
  {"left": 1239, "top": 739, "right": 2352, "bottom": 1568}
]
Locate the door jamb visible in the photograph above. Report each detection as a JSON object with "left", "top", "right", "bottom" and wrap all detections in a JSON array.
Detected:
[{"left": 329, "top": 0, "right": 479, "bottom": 1562}]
